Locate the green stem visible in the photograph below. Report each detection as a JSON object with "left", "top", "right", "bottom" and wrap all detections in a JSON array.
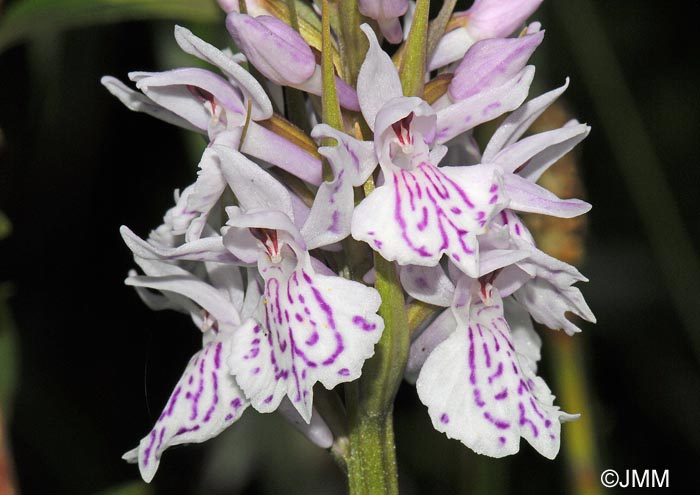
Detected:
[
  {"left": 345, "top": 176, "right": 409, "bottom": 495},
  {"left": 337, "top": 0, "right": 367, "bottom": 87},
  {"left": 399, "top": 0, "right": 430, "bottom": 98}
]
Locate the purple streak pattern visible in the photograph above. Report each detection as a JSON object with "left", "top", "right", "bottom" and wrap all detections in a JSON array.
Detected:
[
  {"left": 123, "top": 325, "right": 252, "bottom": 482},
  {"left": 353, "top": 162, "right": 506, "bottom": 277},
  {"left": 416, "top": 284, "right": 564, "bottom": 459},
  {"left": 229, "top": 253, "right": 383, "bottom": 422}
]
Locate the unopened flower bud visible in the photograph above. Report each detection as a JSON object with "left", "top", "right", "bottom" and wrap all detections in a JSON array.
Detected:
[{"left": 226, "top": 13, "right": 316, "bottom": 86}]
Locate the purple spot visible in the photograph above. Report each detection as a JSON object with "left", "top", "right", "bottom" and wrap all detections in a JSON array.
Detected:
[
  {"left": 165, "top": 386, "right": 182, "bottom": 417},
  {"left": 488, "top": 362, "right": 504, "bottom": 384},
  {"left": 225, "top": 413, "right": 234, "bottom": 421},
  {"left": 295, "top": 313, "right": 304, "bottom": 322},
  {"left": 483, "top": 101, "right": 501, "bottom": 116},
  {"left": 338, "top": 368, "right": 350, "bottom": 376},
  {"left": 440, "top": 413, "right": 450, "bottom": 424},
  {"left": 499, "top": 436, "right": 506, "bottom": 445},
  {"left": 494, "top": 389, "right": 508, "bottom": 400},
  {"left": 473, "top": 389, "right": 486, "bottom": 407},
  {"left": 483, "top": 412, "right": 510, "bottom": 430},
  {"left": 214, "top": 342, "right": 222, "bottom": 369},
  {"left": 450, "top": 207, "right": 462, "bottom": 214},
  {"left": 252, "top": 367, "right": 260, "bottom": 375},
  {"left": 352, "top": 315, "right": 377, "bottom": 331},
  {"left": 415, "top": 277, "right": 429, "bottom": 289},
  {"left": 264, "top": 395, "right": 274, "bottom": 404},
  {"left": 231, "top": 398, "right": 242, "bottom": 409},
  {"left": 519, "top": 402, "right": 538, "bottom": 437},
  {"left": 305, "top": 331, "right": 319, "bottom": 346}
]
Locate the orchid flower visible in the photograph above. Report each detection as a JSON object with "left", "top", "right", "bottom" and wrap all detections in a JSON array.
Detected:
[
  {"left": 106, "top": 0, "right": 596, "bottom": 487},
  {"left": 429, "top": 0, "right": 544, "bottom": 71},
  {"left": 101, "top": 26, "right": 323, "bottom": 186},
  {"left": 217, "top": 146, "right": 384, "bottom": 422},
  {"left": 406, "top": 272, "right": 576, "bottom": 458}
]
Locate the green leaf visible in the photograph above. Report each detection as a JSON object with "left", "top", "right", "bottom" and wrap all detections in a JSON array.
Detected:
[
  {"left": 0, "top": 0, "right": 222, "bottom": 53},
  {"left": 0, "top": 283, "right": 18, "bottom": 418}
]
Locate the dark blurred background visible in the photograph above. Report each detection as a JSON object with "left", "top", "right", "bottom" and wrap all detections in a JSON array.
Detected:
[{"left": 0, "top": 0, "right": 698, "bottom": 494}]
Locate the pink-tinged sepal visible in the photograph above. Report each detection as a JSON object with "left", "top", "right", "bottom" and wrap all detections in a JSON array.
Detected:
[
  {"left": 358, "top": 0, "right": 409, "bottom": 44},
  {"left": 511, "top": 247, "right": 596, "bottom": 335},
  {"left": 482, "top": 79, "right": 570, "bottom": 161},
  {"left": 449, "top": 31, "right": 544, "bottom": 101},
  {"left": 352, "top": 163, "right": 507, "bottom": 277},
  {"left": 123, "top": 322, "right": 253, "bottom": 482},
  {"left": 100, "top": 76, "right": 200, "bottom": 132},
  {"left": 120, "top": 225, "right": 240, "bottom": 264},
  {"left": 399, "top": 264, "right": 455, "bottom": 307},
  {"left": 488, "top": 122, "right": 590, "bottom": 182},
  {"left": 357, "top": 24, "right": 404, "bottom": 131},
  {"left": 301, "top": 128, "right": 371, "bottom": 249},
  {"left": 173, "top": 25, "right": 272, "bottom": 120},
  {"left": 465, "top": 0, "right": 543, "bottom": 40},
  {"left": 435, "top": 66, "right": 535, "bottom": 144},
  {"left": 229, "top": 247, "right": 384, "bottom": 422},
  {"left": 416, "top": 278, "right": 569, "bottom": 459},
  {"left": 502, "top": 173, "right": 591, "bottom": 218}
]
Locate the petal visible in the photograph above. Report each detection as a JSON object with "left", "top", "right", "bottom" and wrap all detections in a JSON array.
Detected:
[
  {"left": 229, "top": 252, "right": 384, "bottom": 421},
  {"left": 224, "top": 207, "right": 305, "bottom": 262},
  {"left": 120, "top": 225, "right": 240, "bottom": 264},
  {"left": 126, "top": 258, "right": 242, "bottom": 328},
  {"left": 449, "top": 32, "right": 544, "bottom": 101},
  {"left": 206, "top": 263, "right": 246, "bottom": 316},
  {"left": 399, "top": 264, "right": 455, "bottom": 307},
  {"left": 428, "top": 27, "right": 476, "bottom": 72},
  {"left": 502, "top": 173, "right": 591, "bottom": 218},
  {"left": 405, "top": 307, "right": 456, "bottom": 383},
  {"left": 100, "top": 76, "right": 201, "bottom": 132},
  {"left": 226, "top": 13, "right": 316, "bottom": 85},
  {"left": 277, "top": 398, "right": 334, "bottom": 449},
  {"left": 293, "top": 66, "right": 361, "bottom": 112},
  {"left": 515, "top": 275, "right": 595, "bottom": 336},
  {"left": 300, "top": 163, "right": 354, "bottom": 250},
  {"left": 184, "top": 148, "right": 228, "bottom": 242},
  {"left": 416, "top": 281, "right": 566, "bottom": 459},
  {"left": 357, "top": 24, "right": 403, "bottom": 130},
  {"left": 435, "top": 66, "right": 536, "bottom": 144},
  {"left": 378, "top": 17, "right": 404, "bottom": 44},
  {"left": 311, "top": 124, "right": 377, "bottom": 186},
  {"left": 131, "top": 68, "right": 246, "bottom": 129},
  {"left": 352, "top": 162, "right": 507, "bottom": 277},
  {"left": 174, "top": 25, "right": 273, "bottom": 120},
  {"left": 465, "top": 0, "right": 543, "bottom": 40},
  {"left": 215, "top": 146, "right": 295, "bottom": 218},
  {"left": 489, "top": 123, "right": 590, "bottom": 181},
  {"left": 482, "top": 79, "right": 570, "bottom": 161},
  {"left": 241, "top": 122, "right": 323, "bottom": 186},
  {"left": 123, "top": 330, "right": 250, "bottom": 482}
]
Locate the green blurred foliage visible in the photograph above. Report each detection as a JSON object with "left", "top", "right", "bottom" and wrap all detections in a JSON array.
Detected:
[{"left": 0, "top": 0, "right": 220, "bottom": 53}]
